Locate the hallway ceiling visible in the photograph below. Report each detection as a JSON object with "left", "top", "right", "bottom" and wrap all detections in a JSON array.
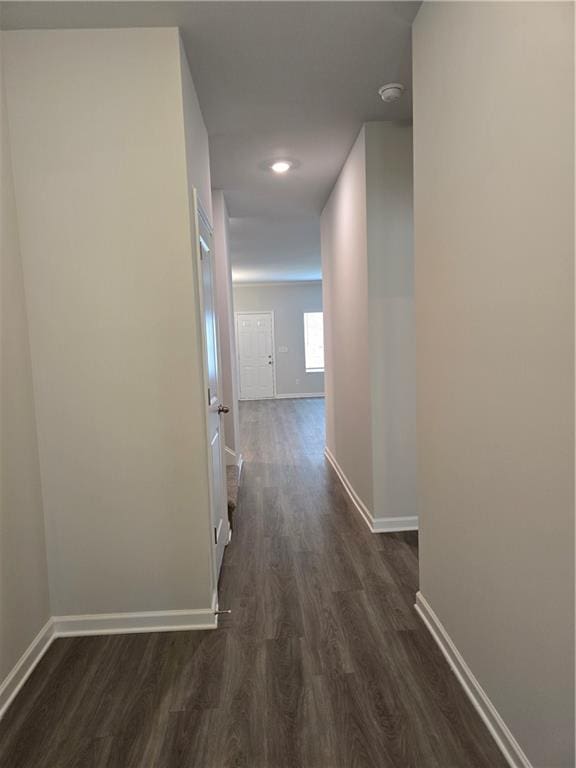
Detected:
[{"left": 1, "top": 1, "right": 420, "bottom": 282}]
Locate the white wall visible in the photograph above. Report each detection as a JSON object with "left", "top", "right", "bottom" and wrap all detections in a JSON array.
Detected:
[
  {"left": 321, "top": 129, "right": 373, "bottom": 510},
  {"left": 233, "top": 281, "right": 324, "bottom": 398},
  {"left": 3, "top": 28, "right": 215, "bottom": 616},
  {"left": 366, "top": 123, "right": 416, "bottom": 522},
  {"left": 180, "top": 40, "right": 212, "bottom": 223},
  {"left": 321, "top": 123, "right": 416, "bottom": 527},
  {"left": 413, "top": 3, "right": 574, "bottom": 766},
  {"left": 0, "top": 32, "right": 50, "bottom": 686},
  {"left": 212, "top": 190, "right": 240, "bottom": 458}
]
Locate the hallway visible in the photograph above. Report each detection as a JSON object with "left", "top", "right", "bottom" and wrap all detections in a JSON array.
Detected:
[
  {"left": 0, "top": 4, "right": 572, "bottom": 764},
  {"left": 0, "top": 399, "right": 507, "bottom": 768},
  {"left": 218, "top": 399, "right": 508, "bottom": 767}
]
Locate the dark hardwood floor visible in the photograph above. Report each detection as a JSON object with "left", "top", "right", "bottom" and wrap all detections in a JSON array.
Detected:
[{"left": 0, "top": 398, "right": 507, "bottom": 767}]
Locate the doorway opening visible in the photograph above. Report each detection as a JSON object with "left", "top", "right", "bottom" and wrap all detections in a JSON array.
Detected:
[{"left": 233, "top": 282, "right": 325, "bottom": 403}]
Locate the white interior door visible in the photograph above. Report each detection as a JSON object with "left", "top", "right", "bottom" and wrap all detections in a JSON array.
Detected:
[
  {"left": 197, "top": 199, "right": 229, "bottom": 578},
  {"left": 236, "top": 312, "right": 275, "bottom": 400}
]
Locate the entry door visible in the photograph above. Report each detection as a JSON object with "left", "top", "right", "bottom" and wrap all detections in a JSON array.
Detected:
[
  {"left": 197, "top": 199, "right": 228, "bottom": 577},
  {"left": 236, "top": 312, "right": 275, "bottom": 400}
]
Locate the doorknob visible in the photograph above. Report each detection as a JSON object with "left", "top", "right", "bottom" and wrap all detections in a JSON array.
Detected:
[{"left": 218, "top": 405, "right": 230, "bottom": 414}]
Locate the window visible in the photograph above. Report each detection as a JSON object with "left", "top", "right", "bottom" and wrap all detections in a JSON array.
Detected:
[{"left": 304, "top": 312, "right": 325, "bottom": 373}]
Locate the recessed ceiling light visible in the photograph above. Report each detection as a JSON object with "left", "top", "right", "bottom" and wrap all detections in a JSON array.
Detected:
[
  {"left": 270, "top": 160, "right": 292, "bottom": 174},
  {"left": 378, "top": 83, "right": 405, "bottom": 103},
  {"left": 259, "top": 157, "right": 300, "bottom": 174}
]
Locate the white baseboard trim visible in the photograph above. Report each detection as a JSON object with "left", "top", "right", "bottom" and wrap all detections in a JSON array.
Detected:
[
  {"left": 225, "top": 446, "right": 243, "bottom": 468},
  {"left": 372, "top": 515, "right": 419, "bottom": 532},
  {"left": 275, "top": 393, "right": 325, "bottom": 399},
  {"left": 415, "top": 592, "right": 533, "bottom": 768},
  {"left": 225, "top": 447, "right": 243, "bottom": 484},
  {"left": 52, "top": 608, "right": 218, "bottom": 637},
  {"left": 0, "top": 618, "right": 55, "bottom": 720},
  {"left": 324, "top": 447, "right": 418, "bottom": 534},
  {"left": 324, "top": 446, "right": 373, "bottom": 530},
  {"left": 0, "top": 604, "right": 218, "bottom": 721}
]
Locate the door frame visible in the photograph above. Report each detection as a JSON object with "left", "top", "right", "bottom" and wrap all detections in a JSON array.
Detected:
[
  {"left": 192, "top": 191, "right": 229, "bottom": 600},
  {"left": 235, "top": 310, "right": 277, "bottom": 400}
]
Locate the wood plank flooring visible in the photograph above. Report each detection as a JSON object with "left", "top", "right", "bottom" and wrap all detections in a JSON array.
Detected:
[{"left": 0, "top": 398, "right": 508, "bottom": 767}]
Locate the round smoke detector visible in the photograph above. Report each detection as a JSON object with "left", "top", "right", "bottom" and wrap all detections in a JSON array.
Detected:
[{"left": 378, "top": 83, "right": 405, "bottom": 103}]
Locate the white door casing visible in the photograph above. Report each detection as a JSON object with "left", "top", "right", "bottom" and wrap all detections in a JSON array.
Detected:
[
  {"left": 195, "top": 195, "right": 229, "bottom": 579},
  {"left": 235, "top": 312, "right": 275, "bottom": 400}
]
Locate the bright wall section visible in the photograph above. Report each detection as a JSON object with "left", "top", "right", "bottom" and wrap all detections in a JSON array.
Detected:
[
  {"left": 413, "top": 3, "right": 574, "bottom": 766},
  {"left": 321, "top": 123, "right": 416, "bottom": 531},
  {"left": 233, "top": 282, "right": 324, "bottom": 398},
  {"left": 3, "top": 28, "right": 216, "bottom": 621}
]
